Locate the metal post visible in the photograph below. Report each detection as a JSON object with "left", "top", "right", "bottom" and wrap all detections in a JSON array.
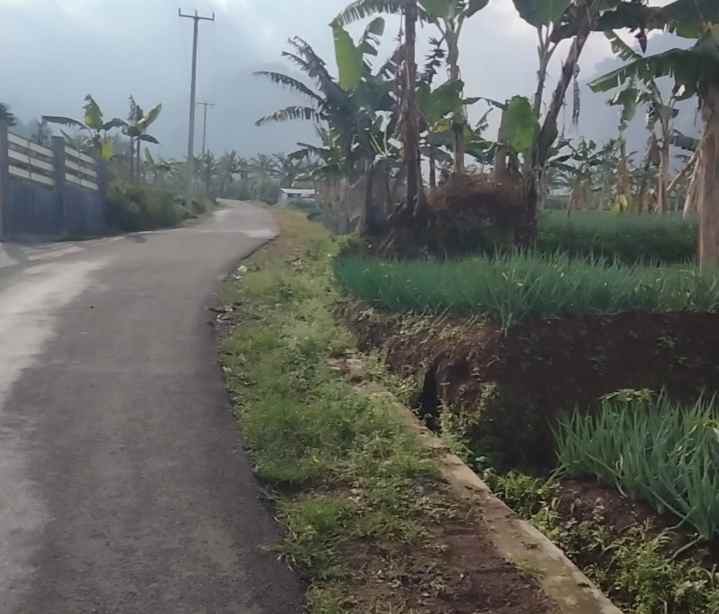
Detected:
[
  {"left": 197, "top": 101, "right": 215, "bottom": 156},
  {"left": 0, "top": 120, "right": 9, "bottom": 239},
  {"left": 179, "top": 9, "right": 215, "bottom": 207}
]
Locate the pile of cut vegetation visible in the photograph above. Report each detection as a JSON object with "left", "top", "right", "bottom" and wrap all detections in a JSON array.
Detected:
[{"left": 377, "top": 174, "right": 526, "bottom": 258}]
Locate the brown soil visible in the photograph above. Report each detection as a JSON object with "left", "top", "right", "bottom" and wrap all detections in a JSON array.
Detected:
[
  {"left": 337, "top": 493, "right": 555, "bottom": 614},
  {"left": 555, "top": 479, "right": 719, "bottom": 569},
  {"left": 340, "top": 304, "right": 719, "bottom": 468}
]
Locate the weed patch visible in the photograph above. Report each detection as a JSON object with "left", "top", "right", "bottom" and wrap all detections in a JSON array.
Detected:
[{"left": 485, "top": 470, "right": 719, "bottom": 614}]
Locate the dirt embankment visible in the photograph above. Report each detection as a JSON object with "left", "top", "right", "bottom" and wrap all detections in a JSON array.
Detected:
[{"left": 340, "top": 303, "right": 719, "bottom": 468}]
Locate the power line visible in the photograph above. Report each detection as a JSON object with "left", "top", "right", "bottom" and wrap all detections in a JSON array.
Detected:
[
  {"left": 196, "top": 101, "right": 215, "bottom": 156},
  {"left": 179, "top": 8, "right": 215, "bottom": 204}
]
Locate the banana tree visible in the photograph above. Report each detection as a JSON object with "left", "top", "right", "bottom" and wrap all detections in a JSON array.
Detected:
[
  {"left": 587, "top": 0, "right": 719, "bottom": 264},
  {"left": 143, "top": 148, "right": 172, "bottom": 185},
  {"left": 553, "top": 139, "right": 610, "bottom": 213},
  {"left": 256, "top": 21, "right": 397, "bottom": 227},
  {"left": 334, "top": 0, "right": 490, "bottom": 174},
  {"left": 125, "top": 96, "right": 162, "bottom": 183},
  {"left": 43, "top": 95, "right": 125, "bottom": 160},
  {"left": 594, "top": 31, "right": 679, "bottom": 213},
  {"left": 255, "top": 21, "right": 391, "bottom": 179},
  {"left": 507, "top": 0, "right": 661, "bottom": 242},
  {"left": 512, "top": 0, "right": 569, "bottom": 120}
]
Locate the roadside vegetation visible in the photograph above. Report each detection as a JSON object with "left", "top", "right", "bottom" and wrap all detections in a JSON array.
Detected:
[
  {"left": 218, "top": 211, "right": 551, "bottom": 614},
  {"left": 106, "top": 182, "right": 215, "bottom": 232}
]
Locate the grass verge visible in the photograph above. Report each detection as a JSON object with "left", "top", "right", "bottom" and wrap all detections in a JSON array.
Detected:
[
  {"left": 335, "top": 253, "right": 719, "bottom": 329},
  {"left": 218, "top": 210, "right": 553, "bottom": 613}
]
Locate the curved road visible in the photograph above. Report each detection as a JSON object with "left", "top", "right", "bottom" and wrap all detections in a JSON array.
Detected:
[{"left": 0, "top": 202, "right": 303, "bottom": 613}]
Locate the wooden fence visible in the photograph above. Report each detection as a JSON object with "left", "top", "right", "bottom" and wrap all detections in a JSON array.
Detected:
[{"left": 0, "top": 120, "right": 108, "bottom": 239}]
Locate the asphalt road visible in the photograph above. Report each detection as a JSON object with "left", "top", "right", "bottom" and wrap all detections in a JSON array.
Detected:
[{"left": 0, "top": 201, "right": 304, "bottom": 614}]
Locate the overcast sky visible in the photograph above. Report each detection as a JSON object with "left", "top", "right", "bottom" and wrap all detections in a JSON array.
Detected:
[{"left": 3, "top": 0, "right": 695, "bottom": 159}]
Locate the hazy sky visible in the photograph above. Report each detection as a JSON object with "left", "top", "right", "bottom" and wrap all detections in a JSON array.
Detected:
[{"left": 4, "top": 0, "right": 695, "bottom": 159}]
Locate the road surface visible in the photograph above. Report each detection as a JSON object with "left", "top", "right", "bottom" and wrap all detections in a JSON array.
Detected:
[{"left": 0, "top": 202, "right": 303, "bottom": 613}]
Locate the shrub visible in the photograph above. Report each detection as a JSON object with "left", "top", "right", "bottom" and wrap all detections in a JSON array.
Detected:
[
  {"left": 335, "top": 253, "right": 719, "bottom": 329},
  {"left": 107, "top": 182, "right": 187, "bottom": 231},
  {"left": 286, "top": 198, "right": 322, "bottom": 220},
  {"left": 537, "top": 211, "right": 697, "bottom": 265}
]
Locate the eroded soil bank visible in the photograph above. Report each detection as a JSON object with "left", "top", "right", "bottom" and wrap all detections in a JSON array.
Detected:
[{"left": 340, "top": 304, "right": 719, "bottom": 468}]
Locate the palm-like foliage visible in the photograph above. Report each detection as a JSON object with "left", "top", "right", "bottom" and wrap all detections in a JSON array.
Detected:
[
  {"left": 43, "top": 95, "right": 125, "bottom": 159},
  {"left": 333, "top": 0, "right": 490, "bottom": 174},
  {"left": 595, "top": 30, "right": 680, "bottom": 213},
  {"left": 587, "top": 3, "right": 719, "bottom": 265},
  {"left": 255, "top": 25, "right": 393, "bottom": 181},
  {"left": 125, "top": 96, "right": 162, "bottom": 182},
  {"left": 143, "top": 148, "right": 173, "bottom": 185}
]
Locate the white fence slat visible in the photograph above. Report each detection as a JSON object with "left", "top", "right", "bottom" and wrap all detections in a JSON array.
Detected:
[
  {"left": 8, "top": 149, "right": 54, "bottom": 173},
  {"left": 65, "top": 145, "right": 95, "bottom": 165},
  {"left": 65, "top": 173, "right": 98, "bottom": 192},
  {"left": 65, "top": 158, "right": 97, "bottom": 179},
  {"left": 9, "top": 165, "right": 55, "bottom": 187},
  {"left": 8, "top": 132, "right": 53, "bottom": 158}
]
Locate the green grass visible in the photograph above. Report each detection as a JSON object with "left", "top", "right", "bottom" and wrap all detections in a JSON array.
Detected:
[
  {"left": 220, "top": 211, "right": 445, "bottom": 610},
  {"left": 335, "top": 253, "right": 719, "bottom": 329},
  {"left": 537, "top": 211, "right": 697, "bottom": 265},
  {"left": 555, "top": 391, "right": 719, "bottom": 542}
]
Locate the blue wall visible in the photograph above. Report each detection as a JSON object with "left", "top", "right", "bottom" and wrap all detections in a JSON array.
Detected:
[{"left": 4, "top": 176, "right": 107, "bottom": 239}]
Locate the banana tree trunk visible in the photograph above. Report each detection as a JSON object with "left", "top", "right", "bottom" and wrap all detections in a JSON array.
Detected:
[
  {"left": 136, "top": 139, "right": 142, "bottom": 183},
  {"left": 697, "top": 83, "right": 719, "bottom": 268},
  {"left": 404, "top": 0, "right": 421, "bottom": 213},
  {"left": 637, "top": 133, "right": 658, "bottom": 214},
  {"left": 495, "top": 106, "right": 509, "bottom": 181},
  {"left": 523, "top": 24, "right": 591, "bottom": 244},
  {"left": 657, "top": 121, "right": 671, "bottom": 214},
  {"left": 429, "top": 150, "right": 437, "bottom": 189},
  {"left": 683, "top": 148, "right": 701, "bottom": 219},
  {"left": 447, "top": 32, "right": 465, "bottom": 176}
]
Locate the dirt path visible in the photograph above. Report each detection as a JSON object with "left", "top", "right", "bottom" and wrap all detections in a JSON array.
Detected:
[{"left": 0, "top": 202, "right": 303, "bottom": 613}]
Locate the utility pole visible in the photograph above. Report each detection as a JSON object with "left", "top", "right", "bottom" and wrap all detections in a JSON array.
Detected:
[
  {"left": 196, "top": 101, "right": 215, "bottom": 156},
  {"left": 179, "top": 8, "right": 215, "bottom": 207}
]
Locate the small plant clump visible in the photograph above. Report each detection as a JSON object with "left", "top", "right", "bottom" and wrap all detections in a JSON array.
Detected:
[
  {"left": 335, "top": 252, "right": 719, "bottom": 329},
  {"left": 485, "top": 470, "right": 719, "bottom": 614},
  {"left": 555, "top": 391, "right": 719, "bottom": 542}
]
